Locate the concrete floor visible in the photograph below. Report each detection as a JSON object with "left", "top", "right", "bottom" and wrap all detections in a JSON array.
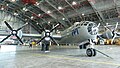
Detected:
[{"left": 0, "top": 45, "right": 120, "bottom": 68}]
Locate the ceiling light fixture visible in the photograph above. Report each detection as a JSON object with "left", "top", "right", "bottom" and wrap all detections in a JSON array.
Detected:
[
  {"left": 23, "top": 7, "right": 28, "bottom": 11},
  {"left": 58, "top": 6, "right": 63, "bottom": 10},
  {"left": 82, "top": 13, "right": 84, "bottom": 16},
  {"left": 23, "top": 7, "right": 26, "bottom": 10},
  {"left": 47, "top": 11, "right": 51, "bottom": 14},
  {"left": 6, "top": 4, "right": 9, "bottom": 6},
  {"left": 10, "top": 0, "right": 16, "bottom": 2},
  {"left": 1, "top": 7, "right": 4, "bottom": 10},
  {"left": 37, "top": 23, "right": 39, "bottom": 24},
  {"left": 25, "top": 9, "right": 28, "bottom": 11},
  {"left": 62, "top": 18, "right": 65, "bottom": 20},
  {"left": 26, "top": 22, "right": 28, "bottom": 24},
  {"left": 36, "top": 2, "right": 40, "bottom": 5},
  {"left": 48, "top": 21, "right": 50, "bottom": 23},
  {"left": 31, "top": 16, "right": 34, "bottom": 19},
  {"left": 38, "top": 14, "right": 41, "bottom": 16},
  {"left": 25, "top": 19, "right": 27, "bottom": 21},
  {"left": 14, "top": 12, "right": 18, "bottom": 16},
  {"left": 72, "top": 1, "right": 77, "bottom": 5}
]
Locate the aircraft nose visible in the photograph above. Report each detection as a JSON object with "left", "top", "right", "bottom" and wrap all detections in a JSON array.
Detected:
[
  {"left": 87, "top": 23, "right": 98, "bottom": 35},
  {"left": 91, "top": 27, "right": 98, "bottom": 35}
]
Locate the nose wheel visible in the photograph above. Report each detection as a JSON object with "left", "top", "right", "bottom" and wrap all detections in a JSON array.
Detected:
[{"left": 86, "top": 48, "right": 96, "bottom": 57}]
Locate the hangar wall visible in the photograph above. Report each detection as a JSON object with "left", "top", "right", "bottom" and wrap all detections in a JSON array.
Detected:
[{"left": 0, "top": 11, "right": 39, "bottom": 34}]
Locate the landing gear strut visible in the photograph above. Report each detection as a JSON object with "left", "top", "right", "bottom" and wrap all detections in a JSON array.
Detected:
[{"left": 86, "top": 48, "right": 96, "bottom": 57}]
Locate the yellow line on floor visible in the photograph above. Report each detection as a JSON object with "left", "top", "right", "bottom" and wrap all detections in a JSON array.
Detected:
[{"left": 33, "top": 53, "right": 120, "bottom": 66}]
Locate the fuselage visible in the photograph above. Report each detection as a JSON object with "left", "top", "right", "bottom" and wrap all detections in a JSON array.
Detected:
[{"left": 58, "top": 21, "right": 98, "bottom": 44}]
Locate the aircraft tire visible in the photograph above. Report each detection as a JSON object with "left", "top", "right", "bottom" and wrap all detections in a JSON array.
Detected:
[
  {"left": 83, "top": 44, "right": 87, "bottom": 49},
  {"left": 92, "top": 49, "right": 97, "bottom": 56},
  {"left": 79, "top": 45, "right": 83, "bottom": 49},
  {"left": 86, "top": 48, "right": 93, "bottom": 57}
]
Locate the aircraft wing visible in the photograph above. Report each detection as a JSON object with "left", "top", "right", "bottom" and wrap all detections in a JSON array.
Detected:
[
  {"left": 0, "top": 33, "right": 10, "bottom": 36},
  {"left": 0, "top": 32, "right": 62, "bottom": 39},
  {"left": 0, "top": 30, "right": 62, "bottom": 41},
  {"left": 22, "top": 33, "right": 62, "bottom": 39},
  {"left": 22, "top": 33, "right": 42, "bottom": 38},
  {"left": 52, "top": 34, "right": 62, "bottom": 40},
  {"left": 0, "top": 30, "right": 10, "bottom": 36},
  {"left": 0, "top": 30, "right": 41, "bottom": 38}
]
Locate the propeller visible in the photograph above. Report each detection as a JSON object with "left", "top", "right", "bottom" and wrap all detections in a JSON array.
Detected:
[
  {"left": 92, "top": 23, "right": 100, "bottom": 36},
  {"left": 0, "top": 21, "right": 28, "bottom": 44},
  {"left": 104, "top": 26, "right": 111, "bottom": 31},
  {"left": 116, "top": 33, "right": 120, "bottom": 36},
  {"left": 96, "top": 23, "right": 105, "bottom": 40},
  {"left": 103, "top": 22, "right": 119, "bottom": 44},
  {"left": 111, "top": 22, "right": 118, "bottom": 44},
  {"left": 97, "top": 23, "right": 100, "bottom": 28},
  {"left": 37, "top": 23, "right": 60, "bottom": 45}
]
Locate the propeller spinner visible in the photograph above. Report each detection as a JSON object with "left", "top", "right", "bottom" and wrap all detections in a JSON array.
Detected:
[{"left": 0, "top": 21, "right": 27, "bottom": 44}]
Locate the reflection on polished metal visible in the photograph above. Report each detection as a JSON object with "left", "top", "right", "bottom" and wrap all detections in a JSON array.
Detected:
[{"left": 0, "top": 45, "right": 16, "bottom": 52}]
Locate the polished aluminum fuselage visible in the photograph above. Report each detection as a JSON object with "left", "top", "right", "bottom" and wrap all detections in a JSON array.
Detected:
[{"left": 58, "top": 21, "right": 98, "bottom": 44}]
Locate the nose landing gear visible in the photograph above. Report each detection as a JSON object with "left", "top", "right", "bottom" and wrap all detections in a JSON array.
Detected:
[{"left": 86, "top": 48, "right": 96, "bottom": 57}]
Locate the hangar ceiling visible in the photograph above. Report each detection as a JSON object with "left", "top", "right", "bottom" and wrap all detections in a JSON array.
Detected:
[{"left": 0, "top": 0, "right": 120, "bottom": 33}]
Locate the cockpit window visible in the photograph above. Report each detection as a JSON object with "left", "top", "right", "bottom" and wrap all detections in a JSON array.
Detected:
[
  {"left": 87, "top": 23, "right": 98, "bottom": 35},
  {"left": 88, "top": 24, "right": 92, "bottom": 33},
  {"left": 81, "top": 23, "right": 84, "bottom": 26},
  {"left": 76, "top": 24, "right": 80, "bottom": 27},
  {"left": 84, "top": 23, "right": 87, "bottom": 26},
  {"left": 89, "top": 23, "right": 94, "bottom": 27},
  {"left": 81, "top": 21, "right": 89, "bottom": 26},
  {"left": 85, "top": 22, "right": 89, "bottom": 24}
]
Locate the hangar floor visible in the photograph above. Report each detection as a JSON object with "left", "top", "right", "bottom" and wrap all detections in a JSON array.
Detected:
[{"left": 0, "top": 45, "right": 120, "bottom": 68}]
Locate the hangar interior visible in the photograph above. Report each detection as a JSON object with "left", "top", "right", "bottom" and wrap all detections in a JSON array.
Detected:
[
  {"left": 0, "top": 0, "right": 120, "bottom": 32},
  {"left": 0, "top": 0, "right": 120, "bottom": 44},
  {"left": 0, "top": 0, "right": 120, "bottom": 68}
]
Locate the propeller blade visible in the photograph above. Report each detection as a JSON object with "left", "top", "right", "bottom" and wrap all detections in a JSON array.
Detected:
[
  {"left": 111, "top": 34, "right": 116, "bottom": 44},
  {"left": 0, "top": 34, "right": 11, "bottom": 43},
  {"left": 37, "top": 36, "right": 46, "bottom": 44},
  {"left": 42, "top": 28, "right": 46, "bottom": 32},
  {"left": 104, "top": 26, "right": 111, "bottom": 31},
  {"left": 114, "top": 22, "right": 118, "bottom": 31},
  {"left": 15, "top": 34, "right": 23, "bottom": 44},
  {"left": 116, "top": 33, "right": 120, "bottom": 36},
  {"left": 111, "top": 22, "right": 118, "bottom": 43},
  {"left": 4, "top": 21, "right": 13, "bottom": 31},
  {"left": 97, "top": 35, "right": 103, "bottom": 39},
  {"left": 17, "top": 23, "right": 28, "bottom": 31},
  {"left": 50, "top": 24, "right": 60, "bottom": 32},
  {"left": 49, "top": 36, "right": 59, "bottom": 45},
  {"left": 97, "top": 23, "right": 100, "bottom": 27}
]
